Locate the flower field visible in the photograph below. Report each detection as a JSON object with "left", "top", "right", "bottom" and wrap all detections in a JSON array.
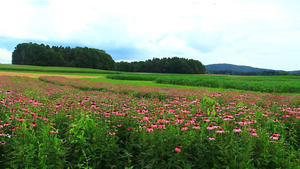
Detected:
[{"left": 1, "top": 76, "right": 300, "bottom": 168}]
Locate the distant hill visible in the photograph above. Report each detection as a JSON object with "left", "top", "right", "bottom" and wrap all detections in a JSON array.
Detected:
[
  {"left": 205, "top": 63, "right": 300, "bottom": 75},
  {"left": 205, "top": 63, "right": 277, "bottom": 72}
]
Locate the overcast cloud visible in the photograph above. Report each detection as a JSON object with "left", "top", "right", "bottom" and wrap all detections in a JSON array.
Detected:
[{"left": 0, "top": 0, "right": 299, "bottom": 70}]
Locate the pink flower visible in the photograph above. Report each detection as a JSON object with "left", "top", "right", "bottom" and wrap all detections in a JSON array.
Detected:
[
  {"left": 204, "top": 117, "right": 210, "bottom": 122},
  {"left": 175, "top": 146, "right": 181, "bottom": 152},
  {"left": 206, "top": 124, "right": 215, "bottom": 130},
  {"left": 158, "top": 123, "right": 166, "bottom": 129},
  {"left": 181, "top": 125, "right": 188, "bottom": 131},
  {"left": 157, "top": 116, "right": 165, "bottom": 123},
  {"left": 49, "top": 130, "right": 59, "bottom": 134},
  {"left": 151, "top": 123, "right": 157, "bottom": 128},
  {"left": 247, "top": 127, "right": 256, "bottom": 131},
  {"left": 3, "top": 122, "right": 10, "bottom": 126},
  {"left": 273, "top": 132, "right": 280, "bottom": 137},
  {"left": 251, "top": 130, "right": 258, "bottom": 136},
  {"left": 270, "top": 135, "right": 279, "bottom": 140},
  {"left": 66, "top": 113, "right": 73, "bottom": 117},
  {"left": 216, "top": 127, "right": 225, "bottom": 133},
  {"left": 188, "top": 118, "right": 195, "bottom": 124},
  {"left": 0, "top": 141, "right": 6, "bottom": 145},
  {"left": 177, "top": 117, "right": 184, "bottom": 123},
  {"left": 127, "top": 127, "right": 134, "bottom": 131},
  {"left": 17, "top": 117, "right": 25, "bottom": 122},
  {"left": 30, "top": 121, "right": 37, "bottom": 127},
  {"left": 270, "top": 132, "right": 280, "bottom": 140},
  {"left": 146, "top": 126, "right": 154, "bottom": 132},
  {"left": 209, "top": 137, "right": 216, "bottom": 141},
  {"left": 143, "top": 115, "right": 149, "bottom": 121},
  {"left": 192, "top": 123, "right": 201, "bottom": 130},
  {"left": 109, "top": 132, "right": 116, "bottom": 135},
  {"left": 233, "top": 127, "right": 242, "bottom": 133}
]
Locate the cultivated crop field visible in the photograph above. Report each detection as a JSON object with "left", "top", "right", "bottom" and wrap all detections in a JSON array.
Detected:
[
  {"left": 0, "top": 65, "right": 300, "bottom": 168},
  {"left": 106, "top": 73, "right": 300, "bottom": 94}
]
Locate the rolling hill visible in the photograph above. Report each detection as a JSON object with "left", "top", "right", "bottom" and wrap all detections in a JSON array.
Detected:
[
  {"left": 205, "top": 63, "right": 278, "bottom": 72},
  {"left": 205, "top": 63, "right": 300, "bottom": 75}
]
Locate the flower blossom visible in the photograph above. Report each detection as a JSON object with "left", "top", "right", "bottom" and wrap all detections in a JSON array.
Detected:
[
  {"left": 216, "top": 127, "right": 225, "bottom": 133},
  {"left": 175, "top": 146, "right": 181, "bottom": 152},
  {"left": 192, "top": 123, "right": 201, "bottom": 130},
  {"left": 209, "top": 137, "right": 216, "bottom": 141},
  {"left": 146, "top": 126, "right": 154, "bottom": 132},
  {"left": 233, "top": 127, "right": 242, "bottom": 133}
]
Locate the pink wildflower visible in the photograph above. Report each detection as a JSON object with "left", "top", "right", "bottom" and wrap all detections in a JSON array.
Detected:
[
  {"left": 233, "top": 127, "right": 242, "bottom": 133},
  {"left": 270, "top": 132, "right": 280, "bottom": 140},
  {"left": 49, "top": 130, "right": 59, "bottom": 134},
  {"left": 175, "top": 146, "right": 181, "bottom": 152},
  {"left": 209, "top": 137, "right": 216, "bottom": 141},
  {"left": 216, "top": 127, "right": 225, "bottom": 133},
  {"left": 206, "top": 124, "right": 215, "bottom": 130},
  {"left": 192, "top": 123, "right": 201, "bottom": 130},
  {"left": 127, "top": 127, "right": 134, "bottom": 131},
  {"left": 151, "top": 123, "right": 157, "bottom": 128},
  {"left": 146, "top": 126, "right": 154, "bottom": 132},
  {"left": 158, "top": 123, "right": 166, "bottom": 129},
  {"left": 251, "top": 130, "right": 258, "bottom": 136},
  {"left": 3, "top": 122, "right": 10, "bottom": 126},
  {"left": 177, "top": 117, "right": 184, "bottom": 123},
  {"left": 66, "top": 113, "right": 73, "bottom": 117},
  {"left": 30, "top": 121, "right": 37, "bottom": 127},
  {"left": 204, "top": 117, "right": 210, "bottom": 122},
  {"left": 181, "top": 125, "right": 188, "bottom": 131},
  {"left": 109, "top": 132, "right": 116, "bottom": 135}
]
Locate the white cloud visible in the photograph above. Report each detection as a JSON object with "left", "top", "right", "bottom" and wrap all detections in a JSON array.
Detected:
[
  {"left": 0, "top": 48, "right": 12, "bottom": 63},
  {"left": 0, "top": 0, "right": 299, "bottom": 70}
]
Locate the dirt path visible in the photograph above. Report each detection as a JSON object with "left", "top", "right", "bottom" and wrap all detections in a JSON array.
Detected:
[{"left": 0, "top": 71, "right": 103, "bottom": 78}]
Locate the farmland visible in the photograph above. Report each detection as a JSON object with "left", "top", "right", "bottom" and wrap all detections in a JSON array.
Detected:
[{"left": 0, "top": 64, "right": 300, "bottom": 168}]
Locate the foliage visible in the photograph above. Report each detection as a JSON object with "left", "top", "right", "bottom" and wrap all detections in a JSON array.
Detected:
[
  {"left": 116, "top": 57, "right": 206, "bottom": 74},
  {"left": 12, "top": 43, "right": 116, "bottom": 70}
]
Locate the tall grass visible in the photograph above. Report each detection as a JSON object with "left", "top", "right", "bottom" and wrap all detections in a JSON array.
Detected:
[{"left": 0, "top": 64, "right": 119, "bottom": 74}]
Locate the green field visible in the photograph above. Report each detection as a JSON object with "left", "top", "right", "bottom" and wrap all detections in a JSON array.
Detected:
[
  {"left": 0, "top": 64, "right": 119, "bottom": 74},
  {"left": 106, "top": 73, "right": 300, "bottom": 94},
  {"left": 0, "top": 64, "right": 299, "bottom": 94}
]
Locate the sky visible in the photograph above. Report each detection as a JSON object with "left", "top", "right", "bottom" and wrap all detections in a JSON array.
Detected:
[{"left": 0, "top": 0, "right": 299, "bottom": 71}]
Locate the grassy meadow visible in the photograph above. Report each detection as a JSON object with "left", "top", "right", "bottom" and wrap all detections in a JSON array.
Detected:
[{"left": 0, "top": 64, "right": 300, "bottom": 168}]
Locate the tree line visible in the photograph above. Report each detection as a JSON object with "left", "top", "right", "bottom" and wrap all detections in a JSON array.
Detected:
[
  {"left": 12, "top": 43, "right": 206, "bottom": 74},
  {"left": 12, "top": 43, "right": 115, "bottom": 70},
  {"left": 116, "top": 57, "right": 206, "bottom": 74}
]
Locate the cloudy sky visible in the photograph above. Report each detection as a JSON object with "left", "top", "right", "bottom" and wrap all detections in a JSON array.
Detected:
[{"left": 0, "top": 0, "right": 299, "bottom": 71}]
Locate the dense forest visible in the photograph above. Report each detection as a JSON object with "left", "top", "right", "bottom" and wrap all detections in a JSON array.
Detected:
[
  {"left": 116, "top": 57, "right": 206, "bottom": 74},
  {"left": 12, "top": 43, "right": 116, "bottom": 70}
]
